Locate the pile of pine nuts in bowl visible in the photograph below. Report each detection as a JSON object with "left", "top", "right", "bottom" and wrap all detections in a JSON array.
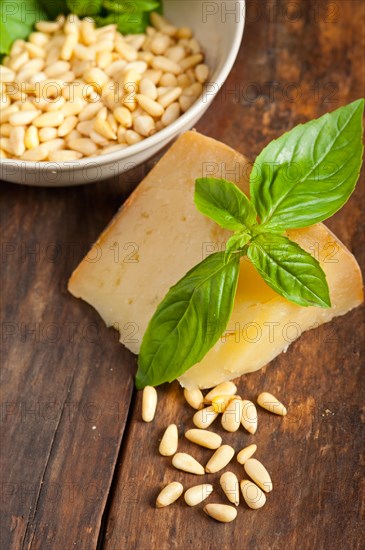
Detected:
[{"left": 0, "top": 12, "right": 211, "bottom": 164}]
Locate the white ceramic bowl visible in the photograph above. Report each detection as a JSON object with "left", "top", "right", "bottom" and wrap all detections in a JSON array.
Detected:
[{"left": 0, "top": 0, "right": 245, "bottom": 186}]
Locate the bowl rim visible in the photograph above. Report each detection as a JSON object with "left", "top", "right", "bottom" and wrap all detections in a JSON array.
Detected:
[{"left": 0, "top": 1, "right": 245, "bottom": 171}]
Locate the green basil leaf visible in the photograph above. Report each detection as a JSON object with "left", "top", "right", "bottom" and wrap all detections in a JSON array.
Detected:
[
  {"left": 67, "top": 0, "right": 103, "bottom": 16},
  {"left": 247, "top": 233, "right": 331, "bottom": 308},
  {"left": 136, "top": 252, "right": 240, "bottom": 388},
  {"left": 250, "top": 99, "right": 364, "bottom": 229},
  {"left": 0, "top": 0, "right": 47, "bottom": 55},
  {"left": 103, "top": 0, "right": 160, "bottom": 12},
  {"left": 225, "top": 232, "right": 251, "bottom": 254},
  {"left": 195, "top": 177, "right": 257, "bottom": 231},
  {"left": 95, "top": 11, "right": 149, "bottom": 33}
]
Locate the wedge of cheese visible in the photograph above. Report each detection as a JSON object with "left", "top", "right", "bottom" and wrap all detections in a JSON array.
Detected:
[{"left": 68, "top": 131, "right": 363, "bottom": 389}]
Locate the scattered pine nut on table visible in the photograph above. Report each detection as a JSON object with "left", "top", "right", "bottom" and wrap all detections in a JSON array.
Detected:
[{"left": 0, "top": 14, "right": 210, "bottom": 161}]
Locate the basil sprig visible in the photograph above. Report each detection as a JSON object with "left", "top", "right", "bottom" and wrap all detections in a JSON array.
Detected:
[{"left": 136, "top": 100, "right": 364, "bottom": 388}]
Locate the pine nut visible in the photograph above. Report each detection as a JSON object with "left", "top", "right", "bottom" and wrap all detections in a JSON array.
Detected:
[
  {"left": 241, "top": 400, "right": 258, "bottom": 434},
  {"left": 78, "top": 102, "right": 102, "bottom": 121},
  {"left": 33, "top": 111, "right": 64, "bottom": 128},
  {"left": 115, "top": 40, "right": 138, "bottom": 62},
  {"left": 10, "top": 126, "right": 25, "bottom": 156},
  {"left": 257, "top": 392, "right": 287, "bottom": 416},
  {"left": 29, "top": 71, "right": 47, "bottom": 85},
  {"left": 177, "top": 74, "right": 193, "bottom": 89},
  {"left": 68, "top": 138, "right": 97, "bottom": 156},
  {"left": 183, "top": 388, "right": 204, "bottom": 410},
  {"left": 58, "top": 116, "right": 78, "bottom": 137},
  {"left": 203, "top": 503, "right": 237, "bottom": 523},
  {"left": 74, "top": 44, "right": 95, "bottom": 61},
  {"left": 179, "top": 95, "right": 196, "bottom": 112},
  {"left": 113, "top": 107, "right": 132, "bottom": 128},
  {"left": 25, "top": 43, "right": 46, "bottom": 59},
  {"left": 193, "top": 405, "right": 219, "bottom": 429},
  {"left": 10, "top": 39, "right": 25, "bottom": 57},
  {"left": 135, "top": 94, "right": 163, "bottom": 117},
  {"left": 21, "top": 144, "right": 49, "bottom": 161},
  {"left": 39, "top": 127, "right": 58, "bottom": 142},
  {"left": 143, "top": 70, "right": 162, "bottom": 85},
  {"left": 158, "top": 87, "right": 182, "bottom": 108},
  {"left": 125, "top": 61, "right": 148, "bottom": 75},
  {"left": 211, "top": 395, "right": 235, "bottom": 413},
  {"left": 9, "top": 51, "right": 29, "bottom": 72},
  {"left": 205, "top": 445, "right": 235, "bottom": 474},
  {"left": 93, "top": 118, "right": 117, "bottom": 141},
  {"left": 240, "top": 480, "right": 267, "bottom": 509},
  {"left": 61, "top": 98, "right": 85, "bottom": 117},
  {"left": 150, "top": 34, "right": 171, "bottom": 55},
  {"left": 45, "top": 61, "right": 71, "bottom": 78},
  {"left": 105, "top": 60, "right": 127, "bottom": 78},
  {"left": 156, "top": 87, "right": 171, "bottom": 98},
  {"left": 159, "top": 424, "right": 178, "bottom": 456},
  {"left": 221, "top": 398, "right": 243, "bottom": 432},
  {"left": 107, "top": 113, "right": 118, "bottom": 134},
  {"left": 185, "top": 429, "right": 222, "bottom": 450},
  {"left": 177, "top": 27, "right": 193, "bottom": 39},
  {"left": 125, "top": 34, "right": 146, "bottom": 51},
  {"left": 9, "top": 110, "right": 40, "bottom": 126},
  {"left": 0, "top": 123, "right": 11, "bottom": 137},
  {"left": 125, "top": 130, "right": 143, "bottom": 145},
  {"left": 141, "top": 386, "right": 157, "bottom": 422},
  {"left": 159, "top": 73, "right": 178, "bottom": 87},
  {"left": 195, "top": 64, "right": 210, "bottom": 84},
  {"left": 76, "top": 120, "right": 92, "bottom": 139},
  {"left": 1, "top": 105, "right": 19, "bottom": 124},
  {"left": 152, "top": 56, "right": 182, "bottom": 75},
  {"left": 156, "top": 482, "right": 183, "bottom": 508},
  {"left": 220, "top": 472, "right": 240, "bottom": 506},
  {"left": 0, "top": 138, "right": 13, "bottom": 154},
  {"left": 80, "top": 19, "right": 96, "bottom": 45},
  {"left": 36, "top": 21, "right": 60, "bottom": 33},
  {"left": 44, "top": 138, "right": 65, "bottom": 153},
  {"left": 83, "top": 68, "right": 109, "bottom": 89},
  {"left": 244, "top": 458, "right": 273, "bottom": 493},
  {"left": 96, "top": 51, "right": 113, "bottom": 70},
  {"left": 133, "top": 115, "right": 155, "bottom": 137},
  {"left": 183, "top": 82, "right": 203, "bottom": 98},
  {"left": 180, "top": 54, "right": 204, "bottom": 71},
  {"left": 29, "top": 32, "right": 49, "bottom": 47},
  {"left": 139, "top": 78, "right": 158, "bottom": 100},
  {"left": 49, "top": 150, "right": 82, "bottom": 162},
  {"left": 90, "top": 40, "right": 114, "bottom": 54},
  {"left": 0, "top": 149, "right": 7, "bottom": 158},
  {"left": 61, "top": 34, "right": 77, "bottom": 61},
  {"left": 0, "top": 66, "right": 15, "bottom": 83},
  {"left": 89, "top": 130, "right": 109, "bottom": 147},
  {"left": 67, "top": 130, "right": 82, "bottom": 141},
  {"left": 184, "top": 484, "right": 213, "bottom": 506},
  {"left": 205, "top": 382, "right": 237, "bottom": 402},
  {"left": 166, "top": 46, "right": 186, "bottom": 63},
  {"left": 237, "top": 444, "right": 257, "bottom": 465},
  {"left": 46, "top": 96, "right": 66, "bottom": 112},
  {"left": 24, "top": 57, "right": 45, "bottom": 72},
  {"left": 172, "top": 452, "right": 204, "bottom": 475}
]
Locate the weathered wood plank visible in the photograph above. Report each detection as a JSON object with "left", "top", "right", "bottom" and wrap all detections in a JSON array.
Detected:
[
  {"left": 103, "top": 1, "right": 364, "bottom": 549},
  {"left": 0, "top": 180, "right": 141, "bottom": 549}
]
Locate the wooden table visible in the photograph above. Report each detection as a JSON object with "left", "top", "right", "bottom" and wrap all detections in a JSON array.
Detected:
[{"left": 1, "top": 1, "right": 364, "bottom": 548}]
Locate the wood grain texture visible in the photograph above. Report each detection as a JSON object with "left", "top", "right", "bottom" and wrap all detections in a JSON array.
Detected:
[{"left": 0, "top": 0, "right": 364, "bottom": 549}]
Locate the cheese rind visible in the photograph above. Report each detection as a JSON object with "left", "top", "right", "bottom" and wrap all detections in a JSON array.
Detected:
[{"left": 68, "top": 132, "right": 363, "bottom": 389}]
